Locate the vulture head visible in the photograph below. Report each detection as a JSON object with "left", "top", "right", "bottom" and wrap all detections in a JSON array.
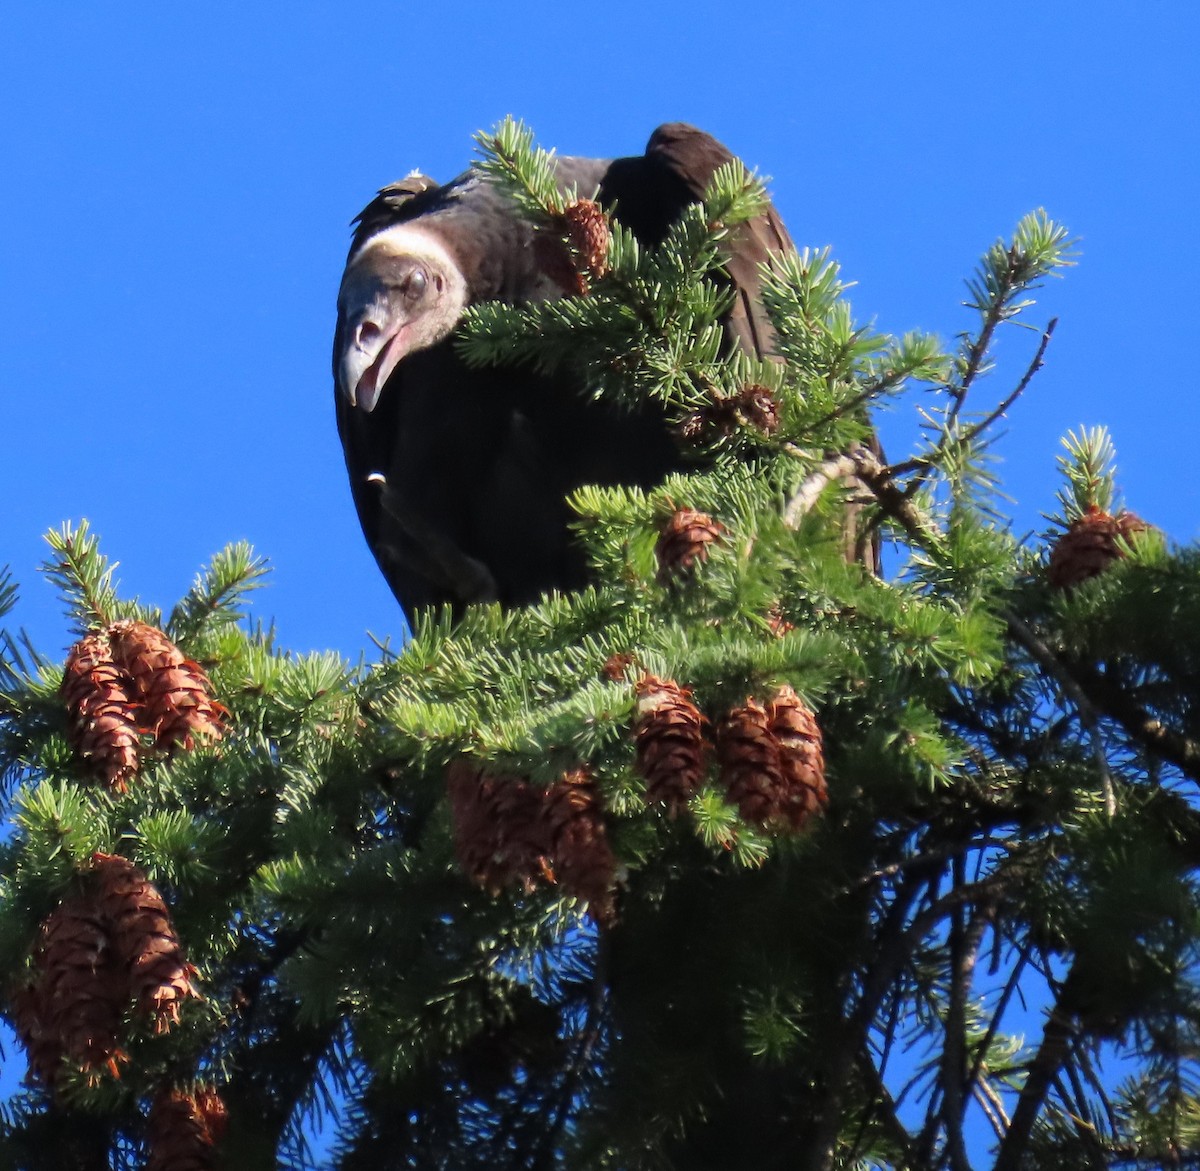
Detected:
[{"left": 336, "top": 224, "right": 468, "bottom": 413}]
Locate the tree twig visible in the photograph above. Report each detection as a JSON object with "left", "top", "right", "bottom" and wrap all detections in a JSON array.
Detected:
[
  {"left": 781, "top": 452, "right": 858, "bottom": 529},
  {"left": 1070, "top": 662, "right": 1200, "bottom": 785},
  {"left": 890, "top": 318, "right": 1057, "bottom": 480}
]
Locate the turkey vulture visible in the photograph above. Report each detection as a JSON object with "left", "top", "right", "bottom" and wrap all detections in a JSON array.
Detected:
[{"left": 333, "top": 123, "right": 803, "bottom": 617}]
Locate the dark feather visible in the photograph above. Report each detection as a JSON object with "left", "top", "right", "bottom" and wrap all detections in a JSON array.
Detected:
[
  {"left": 348, "top": 174, "right": 441, "bottom": 257},
  {"left": 598, "top": 123, "right": 794, "bottom": 359}
]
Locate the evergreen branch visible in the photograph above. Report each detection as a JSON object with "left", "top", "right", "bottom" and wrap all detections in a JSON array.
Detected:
[
  {"left": 953, "top": 243, "right": 1018, "bottom": 414},
  {"left": 795, "top": 348, "right": 922, "bottom": 438},
  {"left": 1002, "top": 610, "right": 1117, "bottom": 814},
  {"left": 167, "top": 541, "right": 269, "bottom": 644},
  {"left": 41, "top": 520, "right": 123, "bottom": 634},
  {"left": 1002, "top": 609, "right": 1200, "bottom": 787},
  {"left": 473, "top": 116, "right": 569, "bottom": 220},
  {"left": 1053, "top": 425, "right": 1120, "bottom": 523},
  {"left": 1068, "top": 662, "right": 1200, "bottom": 784},
  {"left": 525, "top": 929, "right": 609, "bottom": 1167},
  {"left": 797, "top": 867, "right": 945, "bottom": 1171},
  {"left": 973, "top": 1076, "right": 1011, "bottom": 1141},
  {"left": 0, "top": 568, "right": 17, "bottom": 623},
  {"left": 953, "top": 209, "right": 1074, "bottom": 416},
  {"left": 847, "top": 443, "right": 946, "bottom": 549},
  {"left": 1074, "top": 1045, "right": 1122, "bottom": 1153},
  {"left": 964, "top": 943, "right": 1030, "bottom": 1104},
  {"left": 847, "top": 435, "right": 1197, "bottom": 800},
  {"left": 781, "top": 453, "right": 858, "bottom": 529},
  {"left": 854, "top": 1047, "right": 918, "bottom": 1170},
  {"left": 1059, "top": 1058, "right": 1111, "bottom": 1162},
  {"left": 939, "top": 857, "right": 985, "bottom": 1171},
  {"left": 781, "top": 440, "right": 947, "bottom": 557},
  {"left": 890, "top": 317, "right": 1058, "bottom": 480}
]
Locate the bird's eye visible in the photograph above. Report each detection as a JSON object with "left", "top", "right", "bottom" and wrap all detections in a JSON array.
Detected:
[{"left": 404, "top": 268, "right": 427, "bottom": 301}]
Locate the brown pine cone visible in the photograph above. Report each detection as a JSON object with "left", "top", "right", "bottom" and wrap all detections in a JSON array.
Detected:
[
  {"left": 766, "top": 685, "right": 827, "bottom": 831},
  {"left": 8, "top": 980, "right": 61, "bottom": 1088},
  {"left": 147, "top": 1087, "right": 222, "bottom": 1171},
  {"left": 655, "top": 509, "right": 726, "bottom": 586},
  {"left": 91, "top": 853, "right": 201, "bottom": 1035},
  {"left": 60, "top": 632, "right": 141, "bottom": 792},
  {"left": 633, "top": 675, "right": 708, "bottom": 815},
  {"left": 675, "top": 385, "right": 780, "bottom": 444},
  {"left": 108, "top": 620, "right": 226, "bottom": 753},
  {"left": 735, "top": 385, "right": 780, "bottom": 436},
  {"left": 542, "top": 768, "right": 616, "bottom": 923},
  {"left": 562, "top": 199, "right": 610, "bottom": 282},
  {"left": 716, "top": 697, "right": 786, "bottom": 828},
  {"left": 17, "top": 891, "right": 128, "bottom": 1085},
  {"left": 1047, "top": 506, "right": 1151, "bottom": 589},
  {"left": 447, "top": 759, "right": 553, "bottom": 894}
]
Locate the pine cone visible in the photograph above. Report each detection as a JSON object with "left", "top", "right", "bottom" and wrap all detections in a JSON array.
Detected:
[
  {"left": 766, "top": 685, "right": 827, "bottom": 831},
  {"left": 633, "top": 675, "right": 708, "bottom": 815},
  {"left": 716, "top": 697, "right": 786, "bottom": 828},
  {"left": 60, "top": 632, "right": 141, "bottom": 792},
  {"left": 562, "top": 199, "right": 610, "bottom": 282},
  {"left": 735, "top": 384, "right": 780, "bottom": 436},
  {"left": 1047, "top": 506, "right": 1151, "bottom": 590},
  {"left": 108, "top": 620, "right": 225, "bottom": 753},
  {"left": 36, "top": 894, "right": 129, "bottom": 1078},
  {"left": 147, "top": 1087, "right": 222, "bottom": 1171},
  {"left": 447, "top": 759, "right": 553, "bottom": 894},
  {"left": 14, "top": 891, "right": 128, "bottom": 1086},
  {"left": 655, "top": 509, "right": 726, "bottom": 586},
  {"left": 9, "top": 980, "right": 61, "bottom": 1087},
  {"left": 675, "top": 385, "right": 780, "bottom": 444},
  {"left": 542, "top": 768, "right": 616, "bottom": 923},
  {"left": 91, "top": 853, "right": 201, "bottom": 1034}
]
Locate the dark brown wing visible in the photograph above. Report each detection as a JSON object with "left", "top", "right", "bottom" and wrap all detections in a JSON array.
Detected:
[
  {"left": 600, "top": 124, "right": 881, "bottom": 572},
  {"left": 598, "top": 122, "right": 794, "bottom": 361}
]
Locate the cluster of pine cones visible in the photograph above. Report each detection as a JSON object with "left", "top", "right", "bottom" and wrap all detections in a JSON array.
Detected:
[
  {"left": 10, "top": 620, "right": 226, "bottom": 1167},
  {"left": 447, "top": 671, "right": 828, "bottom": 922},
  {"left": 634, "top": 676, "right": 827, "bottom": 832},
  {"left": 11, "top": 853, "right": 200, "bottom": 1087},
  {"left": 60, "top": 619, "right": 225, "bottom": 792},
  {"left": 448, "top": 761, "right": 617, "bottom": 923}
]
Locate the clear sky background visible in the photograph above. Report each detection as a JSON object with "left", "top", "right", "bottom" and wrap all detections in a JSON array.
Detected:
[
  {"left": 0, "top": 0, "right": 1198, "bottom": 1134},
  {"left": 2, "top": 2, "right": 1197, "bottom": 664}
]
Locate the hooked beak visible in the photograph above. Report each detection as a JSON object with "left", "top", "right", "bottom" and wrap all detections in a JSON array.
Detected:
[{"left": 339, "top": 314, "right": 411, "bottom": 413}]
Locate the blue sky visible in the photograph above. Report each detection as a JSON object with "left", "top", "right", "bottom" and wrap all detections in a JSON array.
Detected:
[
  {"left": 1, "top": 0, "right": 1197, "bottom": 1143},
  {"left": 2, "top": 3, "right": 1197, "bottom": 660}
]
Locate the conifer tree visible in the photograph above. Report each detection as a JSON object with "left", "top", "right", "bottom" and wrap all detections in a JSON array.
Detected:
[{"left": 1, "top": 121, "right": 1198, "bottom": 1169}]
